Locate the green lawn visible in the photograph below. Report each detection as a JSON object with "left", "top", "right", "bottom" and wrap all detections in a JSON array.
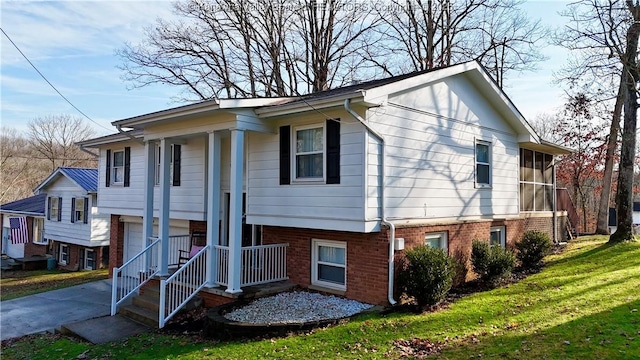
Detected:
[
  {"left": 2, "top": 236, "right": 638, "bottom": 359},
  {"left": 0, "top": 268, "right": 109, "bottom": 301}
]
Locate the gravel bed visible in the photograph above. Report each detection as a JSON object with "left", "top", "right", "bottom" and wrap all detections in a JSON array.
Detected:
[{"left": 224, "top": 291, "right": 373, "bottom": 324}]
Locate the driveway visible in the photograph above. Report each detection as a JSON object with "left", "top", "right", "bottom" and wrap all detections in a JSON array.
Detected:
[{"left": 1, "top": 279, "right": 112, "bottom": 341}]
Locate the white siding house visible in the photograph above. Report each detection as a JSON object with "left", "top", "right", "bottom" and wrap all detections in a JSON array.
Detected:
[
  {"left": 80, "top": 61, "right": 571, "bottom": 325},
  {"left": 35, "top": 167, "right": 109, "bottom": 270}
]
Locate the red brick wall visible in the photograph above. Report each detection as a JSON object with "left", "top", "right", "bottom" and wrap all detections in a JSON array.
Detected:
[
  {"left": 109, "top": 214, "right": 125, "bottom": 276},
  {"left": 54, "top": 242, "right": 107, "bottom": 271},
  {"left": 262, "top": 215, "right": 568, "bottom": 306},
  {"left": 263, "top": 226, "right": 390, "bottom": 305},
  {"left": 23, "top": 217, "right": 48, "bottom": 258}
]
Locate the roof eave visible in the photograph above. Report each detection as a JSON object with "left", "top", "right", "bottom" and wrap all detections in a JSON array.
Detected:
[
  {"left": 256, "top": 92, "right": 366, "bottom": 118},
  {"left": 0, "top": 210, "right": 45, "bottom": 217},
  {"left": 78, "top": 130, "right": 144, "bottom": 148}
]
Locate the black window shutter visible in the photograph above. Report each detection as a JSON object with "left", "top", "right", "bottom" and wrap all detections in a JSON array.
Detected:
[
  {"left": 124, "top": 147, "right": 131, "bottom": 187},
  {"left": 71, "top": 198, "right": 76, "bottom": 223},
  {"left": 279, "top": 126, "right": 291, "bottom": 185},
  {"left": 172, "top": 144, "right": 181, "bottom": 186},
  {"left": 57, "top": 197, "right": 62, "bottom": 222},
  {"left": 326, "top": 119, "right": 341, "bottom": 184},
  {"left": 105, "top": 149, "right": 111, "bottom": 187},
  {"left": 47, "top": 197, "right": 52, "bottom": 220},
  {"left": 80, "top": 249, "right": 84, "bottom": 270},
  {"left": 83, "top": 197, "right": 89, "bottom": 224}
]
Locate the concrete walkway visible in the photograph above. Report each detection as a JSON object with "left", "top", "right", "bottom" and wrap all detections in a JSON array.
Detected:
[{"left": 1, "top": 279, "right": 113, "bottom": 341}]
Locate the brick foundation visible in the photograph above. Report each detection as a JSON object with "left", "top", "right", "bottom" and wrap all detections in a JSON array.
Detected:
[
  {"left": 52, "top": 241, "right": 108, "bottom": 271},
  {"left": 109, "top": 214, "right": 125, "bottom": 276}
]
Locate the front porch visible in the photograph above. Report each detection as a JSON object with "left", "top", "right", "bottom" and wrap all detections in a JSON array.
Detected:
[{"left": 111, "top": 234, "right": 289, "bottom": 327}]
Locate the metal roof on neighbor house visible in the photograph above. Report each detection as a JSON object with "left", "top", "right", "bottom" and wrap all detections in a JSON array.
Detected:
[
  {"left": 34, "top": 167, "right": 98, "bottom": 194},
  {"left": 0, "top": 193, "right": 46, "bottom": 216}
]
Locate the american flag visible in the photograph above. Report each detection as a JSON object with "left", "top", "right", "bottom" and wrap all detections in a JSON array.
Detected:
[{"left": 9, "top": 217, "right": 28, "bottom": 244}]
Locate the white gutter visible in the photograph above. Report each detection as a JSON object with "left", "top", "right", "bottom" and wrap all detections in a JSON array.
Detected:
[{"left": 343, "top": 99, "right": 397, "bottom": 306}]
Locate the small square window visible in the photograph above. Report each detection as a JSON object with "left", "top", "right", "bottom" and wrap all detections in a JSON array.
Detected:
[
  {"left": 490, "top": 226, "right": 506, "bottom": 247},
  {"left": 312, "top": 239, "right": 346, "bottom": 291},
  {"left": 425, "top": 232, "right": 448, "bottom": 253}
]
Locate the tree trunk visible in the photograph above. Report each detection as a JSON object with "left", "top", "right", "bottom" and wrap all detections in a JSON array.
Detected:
[
  {"left": 610, "top": 2, "right": 639, "bottom": 243},
  {"left": 595, "top": 80, "right": 623, "bottom": 234}
]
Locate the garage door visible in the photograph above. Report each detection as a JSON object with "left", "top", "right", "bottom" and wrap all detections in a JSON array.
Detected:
[{"left": 124, "top": 223, "right": 189, "bottom": 262}]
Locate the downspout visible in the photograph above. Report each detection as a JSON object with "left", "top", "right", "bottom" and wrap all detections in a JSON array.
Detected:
[{"left": 344, "top": 99, "right": 397, "bottom": 306}]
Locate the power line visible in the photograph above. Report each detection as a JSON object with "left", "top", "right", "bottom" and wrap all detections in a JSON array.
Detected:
[{"left": 1, "top": 27, "right": 112, "bottom": 132}]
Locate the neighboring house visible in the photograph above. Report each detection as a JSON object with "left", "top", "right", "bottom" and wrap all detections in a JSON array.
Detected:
[
  {"left": 79, "top": 61, "right": 570, "bottom": 326},
  {"left": 0, "top": 193, "right": 47, "bottom": 259},
  {"left": 34, "top": 167, "right": 109, "bottom": 270},
  {"left": 608, "top": 202, "right": 640, "bottom": 234}
]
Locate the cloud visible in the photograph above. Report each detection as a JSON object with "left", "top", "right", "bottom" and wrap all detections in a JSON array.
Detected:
[{"left": 1, "top": 1, "right": 176, "bottom": 65}]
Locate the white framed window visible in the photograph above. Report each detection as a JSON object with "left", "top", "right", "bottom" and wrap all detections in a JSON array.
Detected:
[
  {"left": 425, "top": 231, "right": 448, "bottom": 252},
  {"left": 49, "top": 197, "right": 60, "bottom": 222},
  {"left": 73, "top": 197, "right": 85, "bottom": 223},
  {"left": 33, "top": 218, "right": 46, "bottom": 244},
  {"left": 311, "top": 239, "right": 346, "bottom": 291},
  {"left": 59, "top": 244, "right": 69, "bottom": 264},
  {"left": 475, "top": 140, "right": 491, "bottom": 187},
  {"left": 154, "top": 144, "right": 176, "bottom": 185},
  {"left": 84, "top": 249, "right": 96, "bottom": 270},
  {"left": 490, "top": 226, "right": 506, "bottom": 247},
  {"left": 112, "top": 150, "right": 124, "bottom": 184},
  {"left": 294, "top": 124, "right": 325, "bottom": 180}
]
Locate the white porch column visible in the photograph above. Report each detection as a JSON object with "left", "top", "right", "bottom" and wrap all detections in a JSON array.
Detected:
[
  {"left": 226, "top": 129, "right": 244, "bottom": 294},
  {"left": 206, "top": 131, "right": 221, "bottom": 287},
  {"left": 142, "top": 141, "right": 155, "bottom": 262},
  {"left": 158, "top": 138, "right": 172, "bottom": 275}
]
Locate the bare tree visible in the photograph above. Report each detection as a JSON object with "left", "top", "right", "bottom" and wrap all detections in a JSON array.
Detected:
[
  {"left": 374, "top": 0, "right": 547, "bottom": 88},
  {"left": 0, "top": 127, "right": 33, "bottom": 203},
  {"left": 27, "top": 114, "right": 97, "bottom": 172},
  {"left": 118, "top": 0, "right": 383, "bottom": 100}
]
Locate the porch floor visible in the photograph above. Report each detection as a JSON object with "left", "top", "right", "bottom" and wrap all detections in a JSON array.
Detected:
[{"left": 199, "top": 280, "right": 297, "bottom": 302}]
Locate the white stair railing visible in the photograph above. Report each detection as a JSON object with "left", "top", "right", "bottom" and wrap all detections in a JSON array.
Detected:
[
  {"left": 111, "top": 237, "right": 160, "bottom": 316},
  {"left": 159, "top": 244, "right": 209, "bottom": 328}
]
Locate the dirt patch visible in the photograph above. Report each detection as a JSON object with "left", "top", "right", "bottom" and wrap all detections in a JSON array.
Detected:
[{"left": 392, "top": 338, "right": 445, "bottom": 358}]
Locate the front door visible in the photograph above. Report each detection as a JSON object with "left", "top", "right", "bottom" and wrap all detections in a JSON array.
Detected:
[{"left": 222, "top": 193, "right": 261, "bottom": 247}]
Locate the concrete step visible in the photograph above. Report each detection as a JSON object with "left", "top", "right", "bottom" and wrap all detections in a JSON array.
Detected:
[
  {"left": 120, "top": 304, "right": 159, "bottom": 328},
  {"left": 132, "top": 294, "right": 160, "bottom": 312}
]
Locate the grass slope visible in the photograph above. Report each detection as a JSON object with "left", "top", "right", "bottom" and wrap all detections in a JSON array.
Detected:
[
  {"left": 0, "top": 269, "right": 109, "bottom": 301},
  {"left": 1, "top": 236, "right": 638, "bottom": 359}
]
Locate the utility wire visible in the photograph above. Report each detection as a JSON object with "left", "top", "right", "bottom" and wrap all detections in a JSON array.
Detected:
[{"left": 1, "top": 27, "right": 112, "bottom": 132}]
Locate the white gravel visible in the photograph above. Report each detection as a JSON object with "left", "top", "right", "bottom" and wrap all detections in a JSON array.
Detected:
[{"left": 224, "top": 291, "right": 373, "bottom": 324}]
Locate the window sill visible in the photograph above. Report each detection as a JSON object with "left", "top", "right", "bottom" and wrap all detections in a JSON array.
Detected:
[
  {"left": 33, "top": 241, "right": 48, "bottom": 246},
  {"left": 309, "top": 284, "right": 346, "bottom": 296},
  {"left": 475, "top": 184, "right": 492, "bottom": 189}
]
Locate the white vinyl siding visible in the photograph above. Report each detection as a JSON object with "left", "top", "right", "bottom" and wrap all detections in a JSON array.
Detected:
[
  {"left": 98, "top": 137, "right": 206, "bottom": 221},
  {"left": 247, "top": 109, "right": 367, "bottom": 233},
  {"left": 43, "top": 179, "right": 108, "bottom": 247},
  {"left": 370, "top": 75, "right": 520, "bottom": 221}
]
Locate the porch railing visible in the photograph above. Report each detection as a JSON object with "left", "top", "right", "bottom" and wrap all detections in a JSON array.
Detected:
[
  {"left": 111, "top": 237, "right": 160, "bottom": 316},
  {"left": 213, "top": 243, "right": 289, "bottom": 287},
  {"left": 159, "top": 244, "right": 209, "bottom": 328},
  {"left": 167, "top": 234, "right": 192, "bottom": 266}
]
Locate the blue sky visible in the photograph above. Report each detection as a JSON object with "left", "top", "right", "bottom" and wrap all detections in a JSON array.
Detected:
[{"left": 1, "top": 0, "right": 571, "bottom": 136}]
